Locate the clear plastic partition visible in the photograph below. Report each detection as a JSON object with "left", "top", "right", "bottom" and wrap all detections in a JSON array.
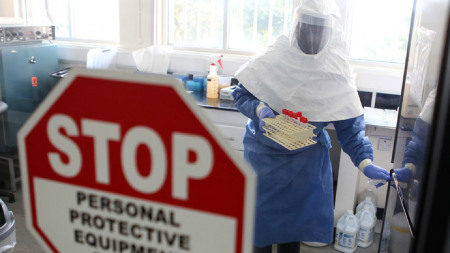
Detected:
[{"left": 379, "top": 0, "right": 450, "bottom": 252}]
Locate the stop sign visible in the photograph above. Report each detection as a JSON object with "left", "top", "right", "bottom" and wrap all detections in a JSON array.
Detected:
[{"left": 18, "top": 67, "right": 255, "bottom": 253}]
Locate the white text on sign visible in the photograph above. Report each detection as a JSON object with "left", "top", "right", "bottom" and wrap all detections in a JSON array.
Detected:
[{"left": 46, "top": 114, "right": 213, "bottom": 200}]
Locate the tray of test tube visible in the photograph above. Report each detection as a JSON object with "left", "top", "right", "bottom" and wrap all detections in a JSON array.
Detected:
[{"left": 262, "top": 110, "right": 317, "bottom": 151}]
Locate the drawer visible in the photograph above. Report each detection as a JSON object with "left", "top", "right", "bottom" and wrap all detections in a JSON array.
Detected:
[
  {"left": 202, "top": 108, "right": 248, "bottom": 127},
  {"left": 215, "top": 124, "right": 246, "bottom": 151}
]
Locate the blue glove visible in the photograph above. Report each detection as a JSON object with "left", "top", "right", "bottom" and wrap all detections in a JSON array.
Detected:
[
  {"left": 363, "top": 164, "right": 390, "bottom": 181},
  {"left": 258, "top": 107, "right": 275, "bottom": 132},
  {"left": 392, "top": 167, "right": 413, "bottom": 182}
]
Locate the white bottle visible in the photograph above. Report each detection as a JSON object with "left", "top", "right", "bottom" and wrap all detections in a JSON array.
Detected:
[
  {"left": 358, "top": 189, "right": 378, "bottom": 208},
  {"left": 380, "top": 219, "right": 391, "bottom": 252},
  {"left": 334, "top": 210, "right": 359, "bottom": 253},
  {"left": 206, "top": 63, "right": 219, "bottom": 99},
  {"left": 390, "top": 213, "right": 412, "bottom": 253},
  {"left": 356, "top": 196, "right": 377, "bottom": 219},
  {"left": 356, "top": 204, "right": 376, "bottom": 248}
]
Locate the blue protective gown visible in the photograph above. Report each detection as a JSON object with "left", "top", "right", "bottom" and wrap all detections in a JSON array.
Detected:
[
  {"left": 402, "top": 117, "right": 430, "bottom": 180},
  {"left": 232, "top": 84, "right": 373, "bottom": 247}
]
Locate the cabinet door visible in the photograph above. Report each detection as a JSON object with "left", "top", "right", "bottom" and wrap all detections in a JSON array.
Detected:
[
  {"left": 215, "top": 123, "right": 246, "bottom": 151},
  {"left": 0, "top": 44, "right": 58, "bottom": 151},
  {"left": 0, "top": 44, "right": 58, "bottom": 112}
]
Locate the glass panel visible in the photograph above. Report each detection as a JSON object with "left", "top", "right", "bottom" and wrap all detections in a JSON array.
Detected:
[
  {"left": 375, "top": 93, "right": 401, "bottom": 110},
  {"left": 349, "top": 0, "right": 415, "bottom": 63},
  {"left": 46, "top": 0, "right": 71, "bottom": 38},
  {"left": 46, "top": 0, "right": 120, "bottom": 42},
  {"left": 70, "top": 0, "right": 119, "bottom": 41},
  {"left": 380, "top": 0, "right": 449, "bottom": 251},
  {"left": 228, "top": 0, "right": 292, "bottom": 51},
  {"left": 167, "top": 0, "right": 224, "bottom": 49},
  {"left": 358, "top": 91, "right": 373, "bottom": 107}
]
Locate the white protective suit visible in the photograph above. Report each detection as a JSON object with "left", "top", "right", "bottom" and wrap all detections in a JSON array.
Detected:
[{"left": 235, "top": 0, "right": 363, "bottom": 122}]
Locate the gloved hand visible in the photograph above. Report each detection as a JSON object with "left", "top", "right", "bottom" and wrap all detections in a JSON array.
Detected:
[
  {"left": 363, "top": 164, "right": 390, "bottom": 181},
  {"left": 392, "top": 167, "right": 413, "bottom": 182},
  {"left": 258, "top": 107, "right": 275, "bottom": 132}
]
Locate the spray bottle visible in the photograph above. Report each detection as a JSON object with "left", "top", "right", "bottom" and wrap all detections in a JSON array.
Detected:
[
  {"left": 206, "top": 55, "right": 223, "bottom": 99},
  {"left": 208, "top": 54, "right": 224, "bottom": 73}
]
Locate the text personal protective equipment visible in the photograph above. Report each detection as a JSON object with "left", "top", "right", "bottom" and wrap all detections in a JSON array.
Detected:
[
  {"left": 293, "top": 14, "right": 332, "bottom": 55},
  {"left": 257, "top": 104, "right": 276, "bottom": 133}
]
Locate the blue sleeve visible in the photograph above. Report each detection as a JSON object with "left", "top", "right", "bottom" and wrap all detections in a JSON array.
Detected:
[
  {"left": 403, "top": 118, "right": 430, "bottom": 167},
  {"left": 232, "top": 83, "right": 262, "bottom": 122},
  {"left": 333, "top": 115, "right": 373, "bottom": 167}
]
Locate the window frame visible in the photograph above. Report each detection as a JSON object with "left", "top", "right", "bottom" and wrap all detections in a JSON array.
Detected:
[
  {"left": 40, "top": 0, "right": 152, "bottom": 49},
  {"left": 160, "top": 0, "right": 296, "bottom": 56},
  {"left": 29, "top": 0, "right": 411, "bottom": 95},
  {"left": 156, "top": 0, "right": 409, "bottom": 95},
  {"left": 159, "top": 0, "right": 412, "bottom": 67}
]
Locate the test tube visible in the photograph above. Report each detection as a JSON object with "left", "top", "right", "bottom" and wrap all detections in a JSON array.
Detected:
[
  {"left": 288, "top": 111, "right": 295, "bottom": 123},
  {"left": 282, "top": 109, "right": 288, "bottom": 120},
  {"left": 295, "top": 112, "right": 302, "bottom": 125},
  {"left": 293, "top": 114, "right": 299, "bottom": 125},
  {"left": 300, "top": 117, "right": 308, "bottom": 127}
]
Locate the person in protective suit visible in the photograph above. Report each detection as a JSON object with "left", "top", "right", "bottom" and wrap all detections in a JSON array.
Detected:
[
  {"left": 231, "top": 0, "right": 408, "bottom": 252},
  {"left": 394, "top": 88, "right": 436, "bottom": 185}
]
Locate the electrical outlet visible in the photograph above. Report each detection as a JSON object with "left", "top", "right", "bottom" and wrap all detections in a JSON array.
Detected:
[{"left": 378, "top": 138, "right": 392, "bottom": 151}]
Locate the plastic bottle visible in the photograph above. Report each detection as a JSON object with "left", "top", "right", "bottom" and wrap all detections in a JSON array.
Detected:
[
  {"left": 390, "top": 213, "right": 411, "bottom": 253},
  {"left": 186, "top": 80, "right": 202, "bottom": 92},
  {"left": 206, "top": 63, "right": 219, "bottom": 99},
  {"left": 358, "top": 189, "right": 378, "bottom": 208},
  {"left": 355, "top": 204, "right": 376, "bottom": 248},
  {"left": 379, "top": 219, "right": 391, "bottom": 252},
  {"left": 356, "top": 196, "right": 377, "bottom": 219},
  {"left": 0, "top": 199, "right": 16, "bottom": 252},
  {"left": 218, "top": 76, "right": 232, "bottom": 91},
  {"left": 302, "top": 241, "right": 329, "bottom": 247},
  {"left": 334, "top": 210, "right": 359, "bottom": 253}
]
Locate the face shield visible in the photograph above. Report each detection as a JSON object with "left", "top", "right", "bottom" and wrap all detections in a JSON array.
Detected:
[{"left": 293, "top": 14, "right": 333, "bottom": 55}]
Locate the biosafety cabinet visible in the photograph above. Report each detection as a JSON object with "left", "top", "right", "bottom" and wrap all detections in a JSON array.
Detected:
[{"left": 0, "top": 43, "right": 58, "bottom": 151}]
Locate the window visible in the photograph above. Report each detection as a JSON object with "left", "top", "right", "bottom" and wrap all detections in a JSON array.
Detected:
[
  {"left": 26, "top": 0, "right": 120, "bottom": 43},
  {"left": 167, "top": 0, "right": 415, "bottom": 64},
  {"left": 347, "top": 0, "right": 414, "bottom": 63},
  {"left": 167, "top": 0, "right": 293, "bottom": 52}
]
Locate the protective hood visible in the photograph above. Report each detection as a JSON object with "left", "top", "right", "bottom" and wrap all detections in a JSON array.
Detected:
[
  {"left": 419, "top": 88, "right": 436, "bottom": 124},
  {"left": 289, "top": 0, "right": 339, "bottom": 55},
  {"left": 235, "top": 0, "right": 363, "bottom": 122}
]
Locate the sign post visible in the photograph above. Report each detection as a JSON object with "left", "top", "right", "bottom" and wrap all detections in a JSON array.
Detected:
[{"left": 18, "top": 68, "right": 255, "bottom": 253}]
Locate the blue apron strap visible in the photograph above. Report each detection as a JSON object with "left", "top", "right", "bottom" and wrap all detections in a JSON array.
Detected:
[{"left": 318, "top": 128, "right": 332, "bottom": 149}]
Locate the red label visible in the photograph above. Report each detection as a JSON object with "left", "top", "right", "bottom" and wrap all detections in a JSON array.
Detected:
[
  {"left": 32, "top": 77, "right": 38, "bottom": 87},
  {"left": 19, "top": 73, "right": 254, "bottom": 253}
]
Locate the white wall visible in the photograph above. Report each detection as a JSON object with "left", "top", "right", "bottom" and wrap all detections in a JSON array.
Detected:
[
  {"left": 0, "top": 0, "right": 15, "bottom": 16},
  {"left": 0, "top": 0, "right": 24, "bottom": 24}
]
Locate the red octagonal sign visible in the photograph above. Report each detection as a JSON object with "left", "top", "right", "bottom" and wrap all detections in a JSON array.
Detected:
[{"left": 18, "top": 68, "right": 255, "bottom": 253}]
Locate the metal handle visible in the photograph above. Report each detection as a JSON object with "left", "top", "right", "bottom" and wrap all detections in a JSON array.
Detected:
[
  {"left": 392, "top": 170, "right": 416, "bottom": 239},
  {"left": 29, "top": 56, "right": 36, "bottom": 64}
]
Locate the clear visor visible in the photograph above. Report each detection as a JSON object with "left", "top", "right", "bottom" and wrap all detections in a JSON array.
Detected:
[{"left": 294, "top": 14, "right": 333, "bottom": 55}]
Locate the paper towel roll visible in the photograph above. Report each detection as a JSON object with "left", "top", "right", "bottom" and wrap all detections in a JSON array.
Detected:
[{"left": 132, "top": 46, "right": 171, "bottom": 74}]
